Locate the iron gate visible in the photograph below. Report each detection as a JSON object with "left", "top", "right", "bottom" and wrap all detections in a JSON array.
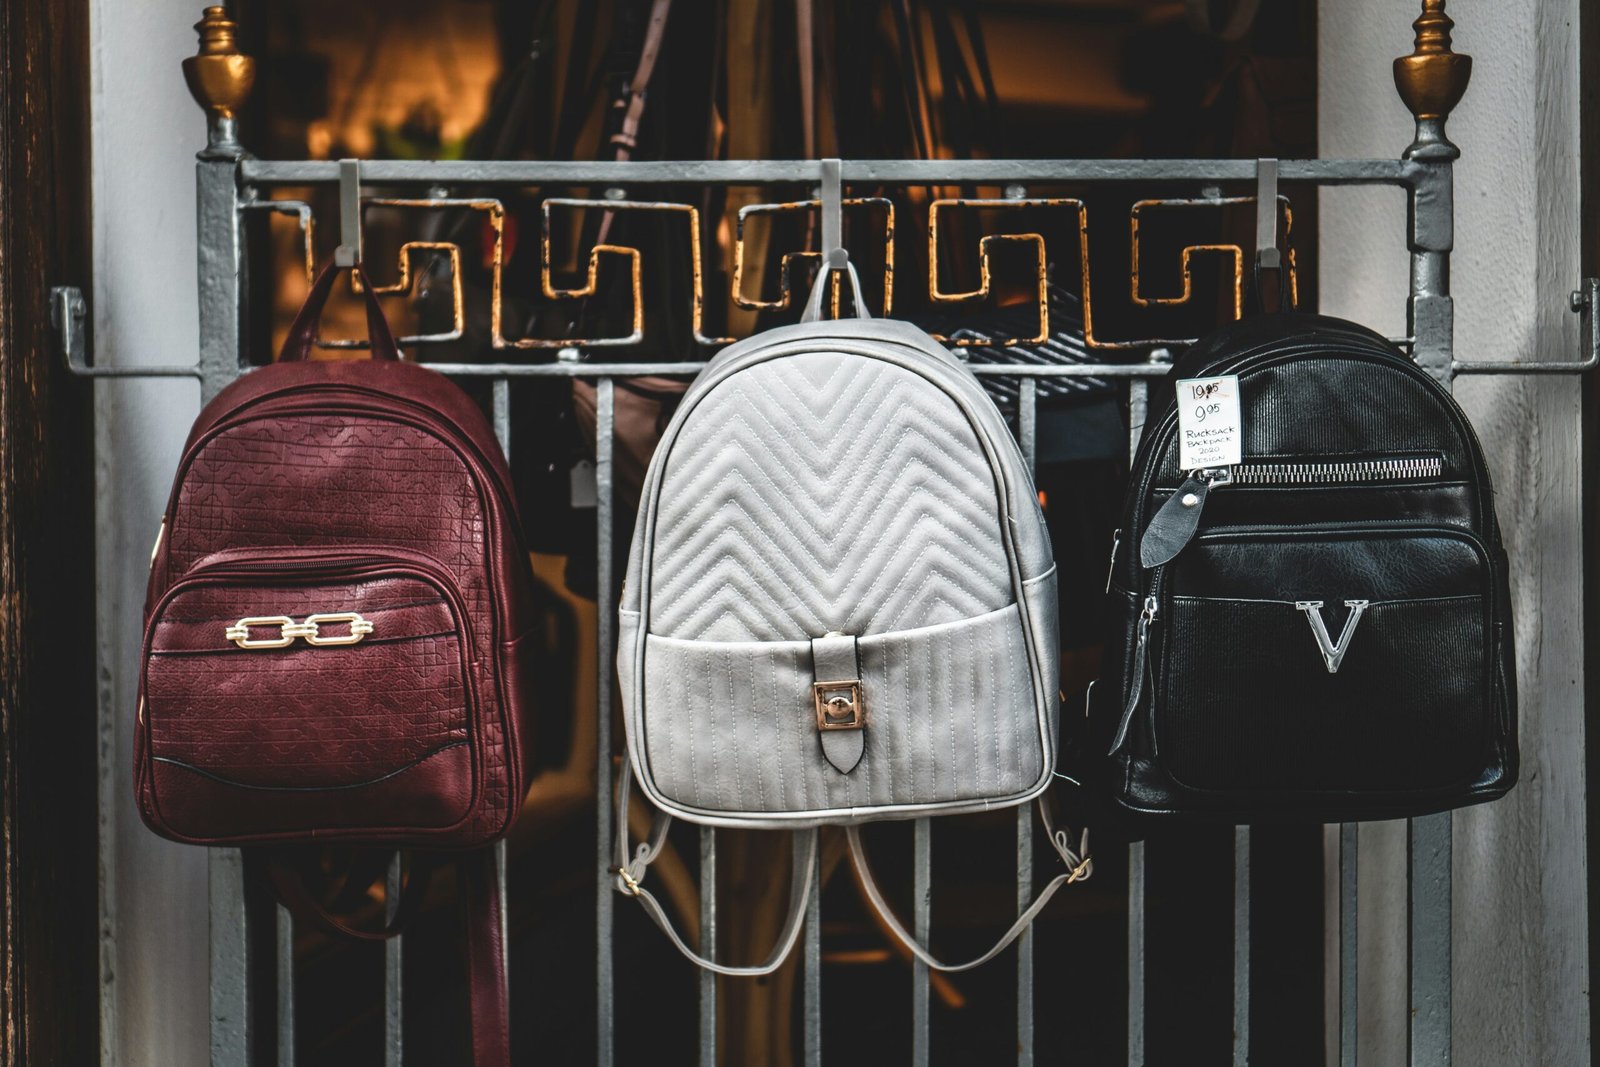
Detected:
[{"left": 55, "top": 3, "right": 1600, "bottom": 1063}]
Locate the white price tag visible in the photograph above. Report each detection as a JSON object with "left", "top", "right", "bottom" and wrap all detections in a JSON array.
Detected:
[{"left": 1175, "top": 375, "right": 1242, "bottom": 471}]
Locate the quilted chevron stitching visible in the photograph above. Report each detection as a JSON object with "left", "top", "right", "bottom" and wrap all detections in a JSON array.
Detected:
[{"left": 648, "top": 354, "right": 1013, "bottom": 641}]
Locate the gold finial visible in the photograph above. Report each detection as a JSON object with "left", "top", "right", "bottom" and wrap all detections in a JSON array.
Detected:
[
  {"left": 193, "top": 4, "right": 240, "bottom": 55},
  {"left": 1393, "top": 0, "right": 1471, "bottom": 159},
  {"left": 183, "top": 6, "right": 254, "bottom": 158}
]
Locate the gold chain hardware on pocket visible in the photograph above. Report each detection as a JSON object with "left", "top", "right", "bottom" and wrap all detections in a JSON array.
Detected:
[{"left": 225, "top": 612, "right": 374, "bottom": 649}]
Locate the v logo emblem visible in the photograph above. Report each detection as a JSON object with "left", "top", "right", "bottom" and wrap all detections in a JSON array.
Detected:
[{"left": 1295, "top": 600, "right": 1370, "bottom": 674}]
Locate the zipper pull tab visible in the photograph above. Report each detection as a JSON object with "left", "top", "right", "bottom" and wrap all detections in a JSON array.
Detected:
[
  {"left": 1108, "top": 596, "right": 1159, "bottom": 755},
  {"left": 1104, "top": 529, "right": 1121, "bottom": 594},
  {"left": 1139, "top": 467, "right": 1232, "bottom": 568}
]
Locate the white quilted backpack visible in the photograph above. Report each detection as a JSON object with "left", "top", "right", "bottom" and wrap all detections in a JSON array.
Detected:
[{"left": 614, "top": 256, "right": 1090, "bottom": 974}]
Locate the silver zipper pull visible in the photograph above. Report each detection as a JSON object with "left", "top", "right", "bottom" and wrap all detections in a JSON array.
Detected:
[
  {"left": 1139, "top": 466, "right": 1232, "bottom": 568},
  {"left": 1105, "top": 529, "right": 1122, "bottom": 594},
  {"left": 1109, "top": 595, "right": 1160, "bottom": 754}
]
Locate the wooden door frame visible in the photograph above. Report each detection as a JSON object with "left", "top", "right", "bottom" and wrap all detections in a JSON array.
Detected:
[{"left": 0, "top": 0, "right": 99, "bottom": 1061}]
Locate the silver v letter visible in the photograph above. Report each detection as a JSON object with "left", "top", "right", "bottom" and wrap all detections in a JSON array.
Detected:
[{"left": 1294, "top": 600, "right": 1370, "bottom": 674}]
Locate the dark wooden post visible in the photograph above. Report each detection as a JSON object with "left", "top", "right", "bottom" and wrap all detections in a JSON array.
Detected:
[{"left": 0, "top": 0, "right": 98, "bottom": 1061}]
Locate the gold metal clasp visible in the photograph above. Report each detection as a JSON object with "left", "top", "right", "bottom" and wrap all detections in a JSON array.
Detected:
[
  {"left": 302, "top": 612, "right": 375, "bottom": 646},
  {"left": 813, "top": 680, "right": 865, "bottom": 731},
  {"left": 610, "top": 866, "right": 643, "bottom": 897},
  {"left": 225, "top": 615, "right": 298, "bottom": 649},
  {"left": 225, "top": 612, "right": 373, "bottom": 649}
]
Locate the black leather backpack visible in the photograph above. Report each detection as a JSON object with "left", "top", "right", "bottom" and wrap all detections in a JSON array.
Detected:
[{"left": 1085, "top": 313, "right": 1517, "bottom": 823}]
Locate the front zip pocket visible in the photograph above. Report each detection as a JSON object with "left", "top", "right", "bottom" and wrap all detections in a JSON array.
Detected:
[
  {"left": 1141, "top": 452, "right": 1447, "bottom": 566},
  {"left": 140, "top": 546, "right": 478, "bottom": 838},
  {"left": 1149, "top": 525, "right": 1495, "bottom": 797}
]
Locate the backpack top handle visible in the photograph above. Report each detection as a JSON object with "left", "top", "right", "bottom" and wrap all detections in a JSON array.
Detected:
[{"left": 279, "top": 259, "right": 402, "bottom": 364}]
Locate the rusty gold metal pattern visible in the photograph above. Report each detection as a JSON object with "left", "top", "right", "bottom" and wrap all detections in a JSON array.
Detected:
[
  {"left": 1130, "top": 196, "right": 1298, "bottom": 317},
  {"left": 930, "top": 195, "right": 1298, "bottom": 350},
  {"left": 927, "top": 198, "right": 1089, "bottom": 347},
  {"left": 312, "top": 198, "right": 502, "bottom": 350},
  {"left": 731, "top": 198, "right": 895, "bottom": 317},
  {"left": 527, "top": 199, "right": 732, "bottom": 349},
  {"left": 272, "top": 190, "right": 1304, "bottom": 355}
]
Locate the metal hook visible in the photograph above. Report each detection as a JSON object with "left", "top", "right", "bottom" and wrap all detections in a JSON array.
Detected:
[
  {"left": 335, "top": 157, "right": 362, "bottom": 267},
  {"left": 819, "top": 157, "right": 843, "bottom": 264},
  {"left": 1254, "top": 157, "right": 1279, "bottom": 271}
]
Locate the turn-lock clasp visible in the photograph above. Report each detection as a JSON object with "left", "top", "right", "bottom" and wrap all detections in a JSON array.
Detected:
[{"left": 813, "top": 680, "right": 865, "bottom": 731}]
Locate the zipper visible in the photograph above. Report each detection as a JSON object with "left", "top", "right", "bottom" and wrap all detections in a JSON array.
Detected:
[
  {"left": 1108, "top": 580, "right": 1162, "bottom": 755},
  {"left": 1104, "top": 529, "right": 1121, "bottom": 594},
  {"left": 1227, "top": 455, "right": 1444, "bottom": 486},
  {"left": 1141, "top": 453, "right": 1445, "bottom": 568},
  {"left": 1124, "top": 337, "right": 1494, "bottom": 555}
]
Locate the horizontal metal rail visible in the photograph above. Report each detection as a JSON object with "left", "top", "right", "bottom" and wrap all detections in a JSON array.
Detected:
[{"left": 239, "top": 157, "right": 1425, "bottom": 188}]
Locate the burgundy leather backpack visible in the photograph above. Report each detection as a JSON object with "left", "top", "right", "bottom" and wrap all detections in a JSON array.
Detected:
[{"left": 137, "top": 262, "right": 537, "bottom": 1064}]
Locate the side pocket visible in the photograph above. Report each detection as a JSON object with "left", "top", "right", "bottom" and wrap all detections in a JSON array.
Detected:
[
  {"left": 498, "top": 625, "right": 542, "bottom": 808},
  {"left": 1021, "top": 566, "right": 1061, "bottom": 768},
  {"left": 618, "top": 609, "right": 641, "bottom": 715}
]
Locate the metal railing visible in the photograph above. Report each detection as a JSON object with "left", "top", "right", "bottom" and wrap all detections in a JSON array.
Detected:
[{"left": 57, "top": 3, "right": 1600, "bottom": 1063}]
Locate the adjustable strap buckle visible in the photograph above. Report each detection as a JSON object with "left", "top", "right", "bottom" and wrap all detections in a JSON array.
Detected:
[{"left": 610, "top": 865, "right": 643, "bottom": 897}]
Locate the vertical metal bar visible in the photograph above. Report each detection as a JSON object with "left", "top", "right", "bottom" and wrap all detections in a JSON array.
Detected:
[
  {"left": 199, "top": 156, "right": 250, "bottom": 1067},
  {"left": 803, "top": 830, "right": 822, "bottom": 1067},
  {"left": 276, "top": 905, "right": 294, "bottom": 1067},
  {"left": 1015, "top": 378, "right": 1038, "bottom": 1067},
  {"left": 1126, "top": 843, "right": 1146, "bottom": 1067},
  {"left": 491, "top": 380, "right": 511, "bottom": 457},
  {"left": 921, "top": 825, "right": 934, "bottom": 1062},
  {"left": 490, "top": 380, "right": 513, "bottom": 1025},
  {"left": 1339, "top": 823, "right": 1358, "bottom": 1067},
  {"left": 1407, "top": 813, "right": 1451, "bottom": 1067},
  {"left": 383, "top": 858, "right": 403, "bottom": 1067},
  {"left": 495, "top": 839, "right": 509, "bottom": 981},
  {"left": 1125, "top": 374, "right": 1149, "bottom": 1067},
  {"left": 912, "top": 818, "right": 931, "bottom": 1067},
  {"left": 698, "top": 828, "right": 717, "bottom": 1067},
  {"left": 1016, "top": 807, "right": 1035, "bottom": 1066},
  {"left": 196, "top": 160, "right": 244, "bottom": 401},
  {"left": 210, "top": 850, "right": 253, "bottom": 1067},
  {"left": 595, "top": 377, "right": 617, "bottom": 1067},
  {"left": 1233, "top": 826, "right": 1250, "bottom": 1067},
  {"left": 1407, "top": 161, "right": 1454, "bottom": 1067}
]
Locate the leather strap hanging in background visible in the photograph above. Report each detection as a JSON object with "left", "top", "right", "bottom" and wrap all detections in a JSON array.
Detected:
[
  {"left": 595, "top": 0, "right": 673, "bottom": 249},
  {"left": 266, "top": 850, "right": 510, "bottom": 1067}
]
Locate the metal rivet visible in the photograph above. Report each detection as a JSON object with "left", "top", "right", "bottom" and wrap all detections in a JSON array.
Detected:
[{"left": 1181, "top": 492, "right": 1199, "bottom": 508}]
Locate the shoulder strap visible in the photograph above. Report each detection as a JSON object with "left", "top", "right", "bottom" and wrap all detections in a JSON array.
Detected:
[
  {"left": 846, "top": 796, "right": 1091, "bottom": 973},
  {"left": 613, "top": 754, "right": 816, "bottom": 977},
  {"left": 264, "top": 848, "right": 433, "bottom": 942},
  {"left": 264, "top": 848, "right": 509, "bottom": 1066},
  {"left": 459, "top": 849, "right": 511, "bottom": 1067}
]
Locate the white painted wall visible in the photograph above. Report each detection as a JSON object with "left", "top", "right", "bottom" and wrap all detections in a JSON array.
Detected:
[
  {"left": 91, "top": 0, "right": 210, "bottom": 1062},
  {"left": 1320, "top": 2, "right": 1588, "bottom": 1064}
]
